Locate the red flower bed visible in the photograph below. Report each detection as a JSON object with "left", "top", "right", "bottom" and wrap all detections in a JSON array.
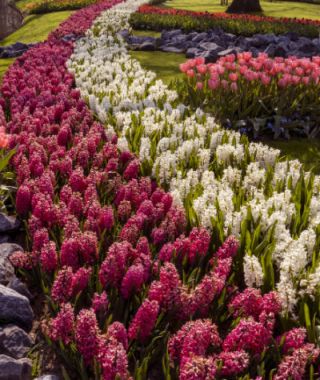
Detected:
[{"left": 137, "top": 4, "right": 320, "bottom": 28}]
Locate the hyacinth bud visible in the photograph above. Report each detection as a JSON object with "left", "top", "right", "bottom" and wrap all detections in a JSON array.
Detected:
[
  {"left": 16, "top": 185, "right": 31, "bottom": 215},
  {"left": 75, "top": 308, "right": 100, "bottom": 364},
  {"left": 123, "top": 159, "right": 139, "bottom": 180},
  {"left": 48, "top": 303, "right": 75, "bottom": 345},
  {"left": 128, "top": 299, "right": 159, "bottom": 343},
  {"left": 40, "top": 241, "right": 58, "bottom": 272}
]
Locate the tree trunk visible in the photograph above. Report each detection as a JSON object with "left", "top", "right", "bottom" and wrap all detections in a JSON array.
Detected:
[
  {"left": 227, "top": 0, "right": 262, "bottom": 13},
  {"left": 0, "top": 0, "right": 23, "bottom": 41}
]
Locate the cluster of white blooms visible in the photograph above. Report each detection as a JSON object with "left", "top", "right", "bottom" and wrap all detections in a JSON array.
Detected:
[{"left": 67, "top": 0, "right": 320, "bottom": 314}]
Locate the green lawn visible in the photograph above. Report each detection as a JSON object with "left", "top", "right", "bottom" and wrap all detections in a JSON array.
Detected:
[
  {"left": 0, "top": 10, "right": 72, "bottom": 81},
  {"left": 0, "top": 59, "right": 15, "bottom": 81},
  {"left": 0, "top": 11, "right": 73, "bottom": 46},
  {"left": 130, "top": 50, "right": 185, "bottom": 85},
  {"left": 268, "top": 139, "right": 320, "bottom": 173},
  {"left": 164, "top": 0, "right": 320, "bottom": 20}
]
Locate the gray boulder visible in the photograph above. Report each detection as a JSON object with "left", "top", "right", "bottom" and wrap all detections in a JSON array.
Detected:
[
  {"left": 162, "top": 29, "right": 182, "bottom": 40},
  {"left": 8, "top": 277, "right": 32, "bottom": 300},
  {"left": 0, "top": 324, "right": 33, "bottom": 359},
  {"left": 217, "top": 47, "right": 242, "bottom": 58},
  {"left": 0, "top": 256, "right": 14, "bottom": 285},
  {"left": 192, "top": 32, "right": 208, "bottom": 43},
  {"left": 161, "top": 46, "right": 185, "bottom": 53},
  {"left": 199, "top": 41, "right": 221, "bottom": 52},
  {"left": 139, "top": 40, "right": 156, "bottom": 51},
  {"left": 186, "top": 47, "right": 201, "bottom": 58},
  {"left": 264, "top": 43, "right": 276, "bottom": 57},
  {"left": 0, "top": 355, "right": 31, "bottom": 380},
  {"left": 0, "top": 214, "right": 20, "bottom": 233},
  {"left": 274, "top": 42, "right": 289, "bottom": 57},
  {"left": 0, "top": 244, "right": 24, "bottom": 259},
  {"left": 0, "top": 285, "right": 33, "bottom": 331}
]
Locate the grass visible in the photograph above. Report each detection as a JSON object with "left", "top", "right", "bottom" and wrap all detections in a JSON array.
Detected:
[
  {"left": 130, "top": 50, "right": 185, "bottom": 85},
  {"left": 163, "top": 0, "right": 320, "bottom": 20},
  {"left": 268, "top": 139, "right": 320, "bottom": 173},
  {"left": 16, "top": 0, "right": 45, "bottom": 12},
  {"left": 0, "top": 10, "right": 72, "bottom": 82},
  {"left": 133, "top": 30, "right": 162, "bottom": 38},
  {"left": 0, "top": 11, "right": 73, "bottom": 46},
  {"left": 0, "top": 59, "right": 15, "bottom": 81}
]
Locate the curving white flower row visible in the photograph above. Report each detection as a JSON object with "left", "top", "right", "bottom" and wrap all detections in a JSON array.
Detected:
[{"left": 67, "top": 0, "right": 320, "bottom": 315}]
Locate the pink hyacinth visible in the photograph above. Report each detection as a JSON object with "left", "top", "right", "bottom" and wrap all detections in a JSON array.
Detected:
[
  {"left": 97, "top": 338, "right": 130, "bottom": 380},
  {"left": 51, "top": 266, "right": 73, "bottom": 304},
  {"left": 107, "top": 322, "right": 128, "bottom": 350},
  {"left": 280, "top": 328, "right": 307, "bottom": 354},
  {"left": 229, "top": 288, "right": 263, "bottom": 320},
  {"left": 222, "top": 319, "right": 271, "bottom": 355},
  {"left": 214, "top": 235, "right": 239, "bottom": 260},
  {"left": 72, "top": 267, "right": 92, "bottom": 295},
  {"left": 48, "top": 303, "right": 75, "bottom": 345},
  {"left": 40, "top": 241, "right": 58, "bottom": 272},
  {"left": 16, "top": 185, "right": 31, "bottom": 215},
  {"left": 217, "top": 350, "right": 249, "bottom": 376},
  {"left": 148, "top": 262, "right": 181, "bottom": 311},
  {"left": 92, "top": 291, "right": 109, "bottom": 313},
  {"left": 124, "top": 159, "right": 140, "bottom": 180},
  {"left": 99, "top": 241, "right": 135, "bottom": 288},
  {"left": 98, "top": 206, "right": 114, "bottom": 231},
  {"left": 168, "top": 319, "right": 221, "bottom": 364},
  {"left": 180, "top": 356, "right": 216, "bottom": 380},
  {"left": 128, "top": 299, "right": 159, "bottom": 343},
  {"left": 121, "top": 264, "right": 145, "bottom": 299},
  {"left": 274, "top": 343, "right": 320, "bottom": 380},
  {"left": 75, "top": 308, "right": 100, "bottom": 364}
]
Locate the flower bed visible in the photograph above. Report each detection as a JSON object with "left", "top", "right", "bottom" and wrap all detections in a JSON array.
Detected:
[
  {"left": 28, "top": 0, "right": 98, "bottom": 14},
  {"left": 2, "top": 0, "right": 320, "bottom": 378},
  {"left": 130, "top": 4, "right": 320, "bottom": 38},
  {"left": 69, "top": 0, "right": 320, "bottom": 324},
  {"left": 175, "top": 54, "right": 320, "bottom": 138}
]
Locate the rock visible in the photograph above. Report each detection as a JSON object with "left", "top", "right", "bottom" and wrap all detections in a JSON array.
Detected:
[
  {"left": 251, "top": 36, "right": 268, "bottom": 48},
  {"left": 0, "top": 355, "right": 31, "bottom": 380},
  {"left": 274, "top": 42, "right": 288, "bottom": 57},
  {"left": 161, "top": 46, "right": 185, "bottom": 53},
  {"left": 217, "top": 47, "right": 242, "bottom": 58},
  {"left": 0, "top": 285, "right": 34, "bottom": 331},
  {"left": 186, "top": 32, "right": 197, "bottom": 40},
  {"left": 0, "top": 214, "right": 20, "bottom": 233},
  {"left": 118, "top": 29, "right": 130, "bottom": 38},
  {"left": 161, "top": 29, "right": 182, "bottom": 40},
  {"left": 285, "top": 32, "right": 300, "bottom": 42},
  {"left": 8, "top": 277, "right": 32, "bottom": 300},
  {"left": 139, "top": 40, "right": 156, "bottom": 51},
  {"left": 297, "top": 39, "right": 316, "bottom": 54},
  {"left": 0, "top": 324, "right": 33, "bottom": 359},
  {"left": 0, "top": 235, "right": 9, "bottom": 244},
  {"left": 61, "top": 34, "right": 78, "bottom": 42},
  {"left": 0, "top": 243, "right": 23, "bottom": 259},
  {"left": 264, "top": 43, "right": 276, "bottom": 57},
  {"left": 172, "top": 34, "right": 187, "bottom": 43},
  {"left": 186, "top": 47, "right": 201, "bottom": 58},
  {"left": 34, "top": 375, "right": 61, "bottom": 380},
  {"left": 0, "top": 256, "right": 14, "bottom": 285},
  {"left": 191, "top": 32, "right": 208, "bottom": 43},
  {"left": 198, "top": 50, "right": 220, "bottom": 63},
  {"left": 199, "top": 41, "right": 221, "bottom": 52}
]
